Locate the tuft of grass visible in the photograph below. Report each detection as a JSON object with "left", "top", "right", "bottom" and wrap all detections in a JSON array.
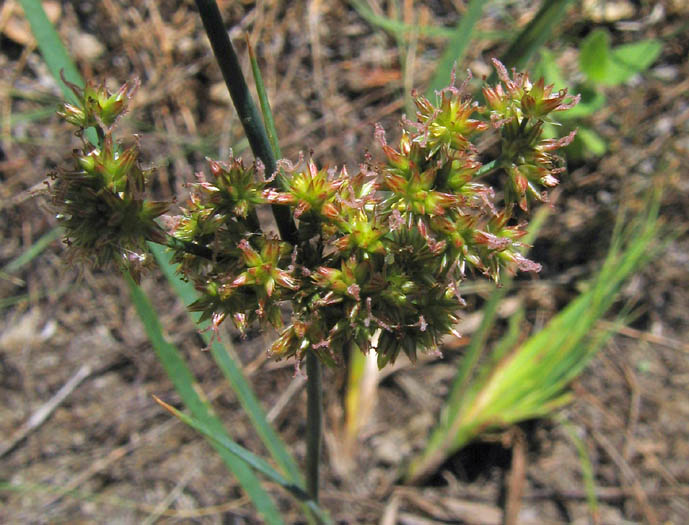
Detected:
[{"left": 406, "top": 193, "right": 663, "bottom": 483}]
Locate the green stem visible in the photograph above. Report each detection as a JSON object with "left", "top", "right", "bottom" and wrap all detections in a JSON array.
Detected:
[
  {"left": 193, "top": 0, "right": 298, "bottom": 245},
  {"left": 163, "top": 234, "right": 215, "bottom": 260},
  {"left": 305, "top": 351, "right": 323, "bottom": 502},
  {"left": 475, "top": 159, "right": 497, "bottom": 178}
]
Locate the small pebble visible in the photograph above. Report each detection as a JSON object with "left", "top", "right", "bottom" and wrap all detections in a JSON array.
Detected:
[{"left": 652, "top": 65, "right": 678, "bottom": 82}]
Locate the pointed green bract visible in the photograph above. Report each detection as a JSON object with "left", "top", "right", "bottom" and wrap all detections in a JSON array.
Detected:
[{"left": 247, "top": 39, "right": 283, "bottom": 159}]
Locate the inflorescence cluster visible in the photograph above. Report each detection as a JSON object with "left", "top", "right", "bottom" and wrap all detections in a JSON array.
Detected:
[{"left": 49, "top": 59, "right": 579, "bottom": 368}]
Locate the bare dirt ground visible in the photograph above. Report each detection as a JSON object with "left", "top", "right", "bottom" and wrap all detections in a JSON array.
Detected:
[{"left": 1, "top": 1, "right": 688, "bottom": 523}]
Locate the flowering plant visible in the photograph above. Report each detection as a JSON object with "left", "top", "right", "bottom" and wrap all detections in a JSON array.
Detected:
[
  {"left": 50, "top": 59, "right": 578, "bottom": 370},
  {"left": 22, "top": 0, "right": 664, "bottom": 520}
]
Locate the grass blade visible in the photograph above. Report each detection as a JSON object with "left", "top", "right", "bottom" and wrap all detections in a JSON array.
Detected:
[
  {"left": 2, "top": 227, "right": 61, "bottom": 274},
  {"left": 494, "top": 0, "right": 572, "bottom": 75},
  {"left": 18, "top": 0, "right": 97, "bottom": 146},
  {"left": 426, "top": 0, "right": 486, "bottom": 95},
  {"left": 150, "top": 243, "right": 303, "bottom": 486},
  {"left": 348, "top": 0, "right": 508, "bottom": 41},
  {"left": 17, "top": 0, "right": 81, "bottom": 104},
  {"left": 154, "top": 396, "right": 333, "bottom": 525},
  {"left": 246, "top": 37, "right": 282, "bottom": 158},
  {"left": 153, "top": 396, "right": 302, "bottom": 495},
  {"left": 557, "top": 415, "right": 599, "bottom": 519},
  {"left": 125, "top": 273, "right": 284, "bottom": 524}
]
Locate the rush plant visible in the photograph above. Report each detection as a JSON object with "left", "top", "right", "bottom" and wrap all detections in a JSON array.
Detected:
[
  {"left": 48, "top": 53, "right": 577, "bottom": 507},
  {"left": 28, "top": 0, "right": 659, "bottom": 522}
]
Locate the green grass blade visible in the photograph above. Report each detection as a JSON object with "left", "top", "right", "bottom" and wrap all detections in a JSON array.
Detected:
[
  {"left": 247, "top": 38, "right": 282, "bottom": 158},
  {"left": 150, "top": 243, "right": 303, "bottom": 486},
  {"left": 154, "top": 397, "right": 302, "bottom": 495},
  {"left": 17, "top": 0, "right": 97, "bottom": 145},
  {"left": 348, "top": 0, "right": 507, "bottom": 41},
  {"left": 124, "top": 273, "right": 284, "bottom": 524},
  {"left": 17, "top": 0, "right": 81, "bottom": 104},
  {"left": 155, "top": 397, "right": 333, "bottom": 525},
  {"left": 490, "top": 0, "right": 572, "bottom": 83},
  {"left": 350, "top": 0, "right": 454, "bottom": 39},
  {"left": 558, "top": 417, "right": 599, "bottom": 518},
  {"left": 426, "top": 0, "right": 486, "bottom": 95},
  {"left": 407, "top": 196, "right": 662, "bottom": 483},
  {"left": 2, "top": 227, "right": 61, "bottom": 274}
]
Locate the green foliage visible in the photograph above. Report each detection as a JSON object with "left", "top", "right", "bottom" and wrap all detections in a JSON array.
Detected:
[
  {"left": 537, "top": 29, "right": 662, "bottom": 157},
  {"left": 579, "top": 29, "right": 662, "bottom": 86}
]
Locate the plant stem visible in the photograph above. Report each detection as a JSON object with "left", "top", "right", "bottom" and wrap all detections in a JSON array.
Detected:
[
  {"left": 163, "top": 234, "right": 215, "bottom": 260},
  {"left": 193, "top": 0, "right": 298, "bottom": 245},
  {"left": 305, "top": 350, "right": 323, "bottom": 502}
]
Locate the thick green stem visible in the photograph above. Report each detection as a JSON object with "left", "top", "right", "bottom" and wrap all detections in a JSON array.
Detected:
[
  {"left": 305, "top": 351, "right": 323, "bottom": 502},
  {"left": 193, "top": 0, "right": 298, "bottom": 245}
]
